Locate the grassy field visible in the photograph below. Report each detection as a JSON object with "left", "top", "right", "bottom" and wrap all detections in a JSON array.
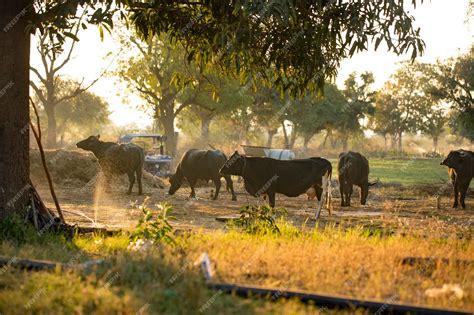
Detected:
[
  {"left": 369, "top": 158, "right": 449, "bottom": 186},
  {"left": 329, "top": 158, "right": 455, "bottom": 186},
  {"left": 0, "top": 216, "right": 472, "bottom": 314},
  {"left": 1, "top": 157, "right": 472, "bottom": 314}
]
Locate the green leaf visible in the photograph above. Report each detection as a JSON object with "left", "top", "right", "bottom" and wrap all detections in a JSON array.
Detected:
[{"left": 99, "top": 25, "right": 104, "bottom": 41}]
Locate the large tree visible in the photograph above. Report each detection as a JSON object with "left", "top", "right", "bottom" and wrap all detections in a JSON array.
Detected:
[
  {"left": 337, "top": 72, "right": 375, "bottom": 151},
  {"left": 0, "top": 0, "right": 31, "bottom": 218},
  {"left": 1, "top": 0, "right": 425, "bottom": 218},
  {"left": 116, "top": 34, "right": 204, "bottom": 157},
  {"left": 29, "top": 13, "right": 100, "bottom": 148},
  {"left": 249, "top": 81, "right": 286, "bottom": 148},
  {"left": 373, "top": 63, "right": 433, "bottom": 152},
  {"left": 424, "top": 47, "right": 473, "bottom": 141},
  {"left": 51, "top": 80, "right": 110, "bottom": 145},
  {"left": 177, "top": 77, "right": 252, "bottom": 145}
]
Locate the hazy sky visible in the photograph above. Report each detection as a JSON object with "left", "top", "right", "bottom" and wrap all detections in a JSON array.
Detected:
[{"left": 30, "top": 1, "right": 473, "bottom": 127}]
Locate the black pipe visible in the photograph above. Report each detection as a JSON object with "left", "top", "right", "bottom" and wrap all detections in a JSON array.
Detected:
[
  {"left": 207, "top": 282, "right": 471, "bottom": 315},
  {"left": 0, "top": 256, "right": 103, "bottom": 272}
]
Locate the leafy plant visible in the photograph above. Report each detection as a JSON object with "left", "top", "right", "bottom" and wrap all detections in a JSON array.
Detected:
[
  {"left": 0, "top": 214, "right": 32, "bottom": 244},
  {"left": 229, "top": 205, "right": 287, "bottom": 236},
  {"left": 129, "top": 200, "right": 176, "bottom": 246}
]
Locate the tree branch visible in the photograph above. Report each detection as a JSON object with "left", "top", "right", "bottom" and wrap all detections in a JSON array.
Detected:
[
  {"left": 52, "top": 10, "right": 85, "bottom": 73},
  {"left": 30, "top": 81, "right": 47, "bottom": 105},
  {"left": 136, "top": 86, "right": 161, "bottom": 101}
]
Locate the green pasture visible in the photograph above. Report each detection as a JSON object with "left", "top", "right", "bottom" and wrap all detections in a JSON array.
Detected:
[{"left": 330, "top": 158, "right": 452, "bottom": 186}]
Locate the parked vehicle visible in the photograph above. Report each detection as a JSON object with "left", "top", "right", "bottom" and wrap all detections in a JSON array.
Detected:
[{"left": 118, "top": 133, "right": 172, "bottom": 177}]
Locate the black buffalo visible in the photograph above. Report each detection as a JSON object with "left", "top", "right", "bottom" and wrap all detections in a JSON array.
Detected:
[
  {"left": 168, "top": 149, "right": 237, "bottom": 201},
  {"left": 441, "top": 149, "right": 473, "bottom": 209},
  {"left": 338, "top": 151, "right": 376, "bottom": 206},
  {"left": 220, "top": 152, "right": 332, "bottom": 219},
  {"left": 76, "top": 135, "right": 144, "bottom": 195}
]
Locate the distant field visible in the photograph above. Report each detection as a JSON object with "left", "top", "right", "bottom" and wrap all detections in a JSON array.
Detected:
[{"left": 330, "top": 158, "right": 451, "bottom": 186}]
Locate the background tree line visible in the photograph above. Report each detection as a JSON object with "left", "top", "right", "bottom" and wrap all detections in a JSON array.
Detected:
[{"left": 30, "top": 28, "right": 472, "bottom": 157}]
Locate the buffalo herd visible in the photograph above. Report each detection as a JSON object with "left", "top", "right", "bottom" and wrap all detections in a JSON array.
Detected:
[{"left": 76, "top": 135, "right": 473, "bottom": 217}]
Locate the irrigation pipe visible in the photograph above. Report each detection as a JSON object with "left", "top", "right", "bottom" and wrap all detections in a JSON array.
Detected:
[{"left": 197, "top": 253, "right": 471, "bottom": 315}]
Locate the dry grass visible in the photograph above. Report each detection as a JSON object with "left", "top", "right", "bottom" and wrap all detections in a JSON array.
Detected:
[
  {"left": 183, "top": 223, "right": 474, "bottom": 311},
  {"left": 0, "top": 218, "right": 472, "bottom": 314}
]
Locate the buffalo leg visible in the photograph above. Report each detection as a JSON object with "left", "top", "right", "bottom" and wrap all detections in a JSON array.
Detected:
[
  {"left": 453, "top": 181, "right": 459, "bottom": 208},
  {"left": 315, "top": 171, "right": 329, "bottom": 219},
  {"left": 460, "top": 182, "right": 468, "bottom": 209},
  {"left": 315, "top": 185, "right": 323, "bottom": 201},
  {"left": 188, "top": 178, "right": 197, "bottom": 199},
  {"left": 224, "top": 175, "right": 237, "bottom": 201},
  {"left": 267, "top": 192, "right": 276, "bottom": 208},
  {"left": 212, "top": 178, "right": 221, "bottom": 200},
  {"left": 344, "top": 185, "right": 353, "bottom": 207},
  {"left": 360, "top": 184, "right": 368, "bottom": 205},
  {"left": 136, "top": 168, "right": 143, "bottom": 195},
  {"left": 339, "top": 181, "right": 345, "bottom": 206},
  {"left": 127, "top": 172, "right": 135, "bottom": 195}
]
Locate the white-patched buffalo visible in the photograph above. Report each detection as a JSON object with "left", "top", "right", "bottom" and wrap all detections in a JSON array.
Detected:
[
  {"left": 169, "top": 149, "right": 237, "bottom": 201},
  {"left": 76, "top": 135, "right": 144, "bottom": 195},
  {"left": 441, "top": 149, "right": 473, "bottom": 209},
  {"left": 220, "top": 152, "right": 332, "bottom": 219}
]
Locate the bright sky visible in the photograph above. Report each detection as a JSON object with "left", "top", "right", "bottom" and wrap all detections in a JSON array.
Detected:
[{"left": 30, "top": 1, "right": 473, "bottom": 127}]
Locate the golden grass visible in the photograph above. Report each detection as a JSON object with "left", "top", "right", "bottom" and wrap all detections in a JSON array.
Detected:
[
  {"left": 183, "top": 223, "right": 474, "bottom": 311},
  {"left": 0, "top": 221, "right": 472, "bottom": 314}
]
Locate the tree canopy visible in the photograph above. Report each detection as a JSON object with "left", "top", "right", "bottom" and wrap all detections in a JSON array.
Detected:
[{"left": 33, "top": 0, "right": 425, "bottom": 96}]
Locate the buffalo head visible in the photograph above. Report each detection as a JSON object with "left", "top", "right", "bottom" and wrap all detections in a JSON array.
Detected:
[
  {"left": 168, "top": 173, "right": 183, "bottom": 195},
  {"left": 219, "top": 151, "right": 245, "bottom": 176},
  {"left": 76, "top": 135, "right": 101, "bottom": 151},
  {"left": 440, "top": 150, "right": 470, "bottom": 170}
]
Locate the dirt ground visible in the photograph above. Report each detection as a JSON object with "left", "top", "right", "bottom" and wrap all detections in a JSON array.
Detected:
[
  {"left": 30, "top": 149, "right": 473, "bottom": 234},
  {"left": 32, "top": 176, "right": 473, "bottom": 234}
]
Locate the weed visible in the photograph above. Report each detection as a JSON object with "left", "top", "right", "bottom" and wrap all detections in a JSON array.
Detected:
[
  {"left": 229, "top": 205, "right": 287, "bottom": 235},
  {"left": 129, "top": 200, "right": 176, "bottom": 246},
  {"left": 0, "top": 214, "right": 32, "bottom": 244}
]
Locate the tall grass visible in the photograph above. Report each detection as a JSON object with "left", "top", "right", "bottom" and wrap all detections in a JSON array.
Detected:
[{"left": 0, "top": 217, "right": 472, "bottom": 314}]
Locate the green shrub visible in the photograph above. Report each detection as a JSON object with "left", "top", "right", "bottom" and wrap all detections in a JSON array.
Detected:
[
  {"left": 129, "top": 200, "right": 176, "bottom": 246},
  {"left": 229, "top": 205, "right": 287, "bottom": 235},
  {"left": 0, "top": 214, "right": 33, "bottom": 244}
]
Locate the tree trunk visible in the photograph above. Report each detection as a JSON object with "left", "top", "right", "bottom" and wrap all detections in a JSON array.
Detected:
[
  {"left": 329, "top": 134, "right": 337, "bottom": 149},
  {"left": 433, "top": 136, "right": 439, "bottom": 152},
  {"left": 289, "top": 131, "right": 297, "bottom": 150},
  {"left": 0, "top": 0, "right": 32, "bottom": 218},
  {"left": 161, "top": 113, "right": 177, "bottom": 158},
  {"left": 342, "top": 135, "right": 349, "bottom": 152},
  {"left": 200, "top": 114, "right": 211, "bottom": 143},
  {"left": 398, "top": 132, "right": 403, "bottom": 152},
  {"left": 266, "top": 128, "right": 277, "bottom": 148},
  {"left": 321, "top": 130, "right": 330, "bottom": 149},
  {"left": 383, "top": 135, "right": 388, "bottom": 152},
  {"left": 302, "top": 134, "right": 313, "bottom": 152},
  {"left": 390, "top": 134, "right": 398, "bottom": 150},
  {"left": 45, "top": 106, "right": 57, "bottom": 148},
  {"left": 289, "top": 126, "right": 297, "bottom": 150},
  {"left": 281, "top": 122, "right": 290, "bottom": 149}
]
